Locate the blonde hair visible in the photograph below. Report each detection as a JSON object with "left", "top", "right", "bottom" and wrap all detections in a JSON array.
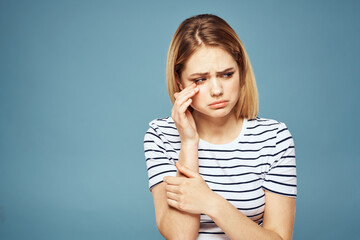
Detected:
[{"left": 166, "top": 14, "right": 259, "bottom": 120}]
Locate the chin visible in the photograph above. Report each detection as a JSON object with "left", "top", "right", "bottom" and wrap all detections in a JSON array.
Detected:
[{"left": 192, "top": 106, "right": 234, "bottom": 119}]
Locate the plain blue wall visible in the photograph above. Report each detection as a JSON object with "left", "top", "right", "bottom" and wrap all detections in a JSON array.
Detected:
[{"left": 1, "top": 0, "right": 359, "bottom": 239}]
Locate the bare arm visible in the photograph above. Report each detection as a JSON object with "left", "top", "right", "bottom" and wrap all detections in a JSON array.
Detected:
[
  {"left": 204, "top": 189, "right": 296, "bottom": 240},
  {"left": 152, "top": 140, "right": 200, "bottom": 240}
]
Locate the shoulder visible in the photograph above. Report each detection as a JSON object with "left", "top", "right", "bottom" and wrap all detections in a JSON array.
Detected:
[
  {"left": 147, "top": 116, "right": 177, "bottom": 133},
  {"left": 246, "top": 116, "right": 293, "bottom": 140},
  {"left": 144, "top": 116, "right": 179, "bottom": 141},
  {"left": 246, "top": 116, "right": 283, "bottom": 130},
  {"left": 148, "top": 116, "right": 175, "bottom": 128}
]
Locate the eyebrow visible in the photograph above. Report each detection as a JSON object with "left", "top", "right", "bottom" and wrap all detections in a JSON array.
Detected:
[{"left": 188, "top": 67, "right": 235, "bottom": 77}]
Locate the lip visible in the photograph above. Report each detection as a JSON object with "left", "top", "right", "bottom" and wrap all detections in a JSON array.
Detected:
[
  {"left": 209, "top": 100, "right": 229, "bottom": 109},
  {"left": 209, "top": 100, "right": 228, "bottom": 106}
]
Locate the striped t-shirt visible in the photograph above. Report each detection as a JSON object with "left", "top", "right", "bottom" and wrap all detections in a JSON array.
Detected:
[{"left": 144, "top": 116, "right": 297, "bottom": 240}]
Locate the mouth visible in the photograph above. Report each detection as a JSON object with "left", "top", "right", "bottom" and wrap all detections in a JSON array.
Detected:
[{"left": 209, "top": 100, "right": 229, "bottom": 109}]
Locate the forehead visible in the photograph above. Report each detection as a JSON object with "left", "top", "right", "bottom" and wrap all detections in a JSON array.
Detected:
[{"left": 183, "top": 46, "right": 237, "bottom": 74}]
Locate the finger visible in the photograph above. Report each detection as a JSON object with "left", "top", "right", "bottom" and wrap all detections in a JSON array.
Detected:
[
  {"left": 165, "top": 183, "right": 181, "bottom": 193},
  {"left": 166, "top": 198, "right": 179, "bottom": 210},
  {"left": 175, "top": 83, "right": 196, "bottom": 99},
  {"left": 166, "top": 191, "right": 180, "bottom": 201},
  {"left": 179, "top": 98, "right": 192, "bottom": 113},
  {"left": 163, "top": 176, "right": 182, "bottom": 185},
  {"left": 176, "top": 86, "right": 198, "bottom": 104},
  {"left": 174, "top": 88, "right": 198, "bottom": 113},
  {"left": 176, "top": 162, "right": 199, "bottom": 178}
]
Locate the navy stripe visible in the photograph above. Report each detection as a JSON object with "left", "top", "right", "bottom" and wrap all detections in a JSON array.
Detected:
[
  {"left": 154, "top": 118, "right": 171, "bottom": 122},
  {"left": 239, "top": 136, "right": 276, "bottom": 144},
  {"left": 205, "top": 178, "right": 260, "bottom": 185},
  {"left": 145, "top": 131, "right": 162, "bottom": 141},
  {"left": 198, "top": 145, "right": 275, "bottom": 152},
  {"left": 147, "top": 163, "right": 174, "bottom": 171},
  {"left": 144, "top": 140, "right": 166, "bottom": 151},
  {"left": 150, "top": 131, "right": 181, "bottom": 144},
  {"left": 244, "top": 128, "right": 277, "bottom": 136},
  {"left": 247, "top": 123, "right": 279, "bottom": 129},
  {"left": 237, "top": 202, "right": 265, "bottom": 211},
  {"left": 149, "top": 181, "right": 163, "bottom": 190},
  {"left": 148, "top": 170, "right": 177, "bottom": 180},
  {"left": 199, "top": 154, "right": 273, "bottom": 161},
  {"left": 266, "top": 173, "right": 297, "bottom": 178},
  {"left": 198, "top": 232, "right": 225, "bottom": 235},
  {"left": 263, "top": 179, "right": 297, "bottom": 187},
  {"left": 199, "top": 163, "right": 270, "bottom": 169},
  {"left": 154, "top": 125, "right": 177, "bottom": 130},
  {"left": 227, "top": 194, "right": 264, "bottom": 202},
  {"left": 200, "top": 202, "right": 265, "bottom": 212},
  {"left": 253, "top": 215, "right": 264, "bottom": 222},
  {"left": 276, "top": 136, "right": 293, "bottom": 145},
  {"left": 144, "top": 149, "right": 163, "bottom": 154},
  {"left": 277, "top": 127, "right": 288, "bottom": 134},
  {"left": 248, "top": 211, "right": 264, "bottom": 218},
  {"left": 212, "top": 186, "right": 262, "bottom": 193},
  {"left": 262, "top": 186, "right": 297, "bottom": 197},
  {"left": 201, "top": 171, "right": 263, "bottom": 178},
  {"left": 273, "top": 146, "right": 294, "bottom": 157},
  {"left": 160, "top": 132, "right": 180, "bottom": 137},
  {"left": 165, "top": 149, "right": 177, "bottom": 153},
  {"left": 200, "top": 220, "right": 215, "bottom": 224},
  {"left": 248, "top": 118, "right": 269, "bottom": 122},
  {"left": 272, "top": 164, "right": 296, "bottom": 169},
  {"left": 279, "top": 155, "right": 296, "bottom": 159},
  {"left": 145, "top": 156, "right": 168, "bottom": 162}
]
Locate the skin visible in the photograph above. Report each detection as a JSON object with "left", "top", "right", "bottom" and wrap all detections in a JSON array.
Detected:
[
  {"left": 174, "top": 45, "right": 243, "bottom": 144},
  {"left": 162, "top": 45, "right": 296, "bottom": 240}
]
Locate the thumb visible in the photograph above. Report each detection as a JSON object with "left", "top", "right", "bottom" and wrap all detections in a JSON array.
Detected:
[{"left": 176, "top": 162, "right": 199, "bottom": 178}]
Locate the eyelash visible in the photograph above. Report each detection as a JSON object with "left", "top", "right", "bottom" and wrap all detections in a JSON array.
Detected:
[{"left": 193, "top": 72, "right": 234, "bottom": 84}]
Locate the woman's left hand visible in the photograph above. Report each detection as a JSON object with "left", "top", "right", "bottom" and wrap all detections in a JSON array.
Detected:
[{"left": 163, "top": 162, "right": 217, "bottom": 215}]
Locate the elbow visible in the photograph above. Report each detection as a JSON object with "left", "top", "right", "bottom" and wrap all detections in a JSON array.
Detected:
[
  {"left": 157, "top": 223, "right": 198, "bottom": 240},
  {"left": 156, "top": 214, "right": 198, "bottom": 240},
  {"left": 166, "top": 233, "right": 197, "bottom": 240}
]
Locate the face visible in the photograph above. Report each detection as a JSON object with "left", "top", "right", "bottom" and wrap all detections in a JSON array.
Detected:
[{"left": 178, "top": 45, "right": 240, "bottom": 119}]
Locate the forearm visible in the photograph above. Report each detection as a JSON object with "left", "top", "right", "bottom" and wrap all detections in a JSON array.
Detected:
[
  {"left": 160, "top": 140, "right": 200, "bottom": 240},
  {"left": 177, "top": 140, "right": 199, "bottom": 175},
  {"left": 206, "top": 194, "right": 282, "bottom": 240}
]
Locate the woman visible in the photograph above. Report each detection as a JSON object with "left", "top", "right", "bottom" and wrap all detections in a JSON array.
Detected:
[{"left": 144, "top": 14, "right": 296, "bottom": 240}]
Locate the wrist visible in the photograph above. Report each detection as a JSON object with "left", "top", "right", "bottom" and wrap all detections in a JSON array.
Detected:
[
  {"left": 204, "top": 192, "right": 224, "bottom": 218},
  {"left": 181, "top": 137, "right": 199, "bottom": 146}
]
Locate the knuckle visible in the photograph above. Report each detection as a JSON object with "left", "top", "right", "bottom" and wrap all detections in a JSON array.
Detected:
[{"left": 179, "top": 202, "right": 186, "bottom": 211}]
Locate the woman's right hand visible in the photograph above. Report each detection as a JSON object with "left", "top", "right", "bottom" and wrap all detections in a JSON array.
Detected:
[{"left": 171, "top": 83, "right": 199, "bottom": 143}]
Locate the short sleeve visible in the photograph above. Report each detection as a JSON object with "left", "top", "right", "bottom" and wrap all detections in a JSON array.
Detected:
[
  {"left": 144, "top": 124, "right": 177, "bottom": 192},
  {"left": 262, "top": 122, "right": 297, "bottom": 198}
]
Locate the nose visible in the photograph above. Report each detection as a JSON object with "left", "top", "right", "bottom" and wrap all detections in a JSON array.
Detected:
[{"left": 210, "top": 77, "right": 223, "bottom": 97}]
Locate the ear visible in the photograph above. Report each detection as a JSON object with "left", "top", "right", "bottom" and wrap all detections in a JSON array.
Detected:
[
  {"left": 177, "top": 81, "right": 184, "bottom": 90},
  {"left": 175, "top": 75, "right": 184, "bottom": 90}
]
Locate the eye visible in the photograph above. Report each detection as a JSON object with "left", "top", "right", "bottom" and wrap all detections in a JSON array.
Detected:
[
  {"left": 223, "top": 72, "right": 234, "bottom": 78},
  {"left": 194, "top": 78, "right": 206, "bottom": 84}
]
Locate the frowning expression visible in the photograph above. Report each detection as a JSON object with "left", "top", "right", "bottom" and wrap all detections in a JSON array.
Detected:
[{"left": 179, "top": 45, "right": 241, "bottom": 119}]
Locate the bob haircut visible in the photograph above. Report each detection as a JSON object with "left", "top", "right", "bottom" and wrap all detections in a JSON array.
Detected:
[{"left": 166, "top": 14, "right": 259, "bottom": 120}]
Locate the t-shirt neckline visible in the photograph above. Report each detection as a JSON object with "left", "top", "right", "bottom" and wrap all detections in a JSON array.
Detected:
[{"left": 199, "top": 118, "right": 248, "bottom": 147}]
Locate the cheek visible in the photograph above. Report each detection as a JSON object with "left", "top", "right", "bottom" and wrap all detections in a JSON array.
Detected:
[{"left": 190, "top": 88, "right": 204, "bottom": 104}]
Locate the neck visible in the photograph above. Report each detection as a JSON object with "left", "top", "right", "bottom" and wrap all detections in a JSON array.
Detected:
[{"left": 192, "top": 110, "right": 242, "bottom": 142}]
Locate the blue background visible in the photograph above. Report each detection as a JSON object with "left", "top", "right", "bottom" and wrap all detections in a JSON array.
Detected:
[{"left": 1, "top": 0, "right": 359, "bottom": 239}]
